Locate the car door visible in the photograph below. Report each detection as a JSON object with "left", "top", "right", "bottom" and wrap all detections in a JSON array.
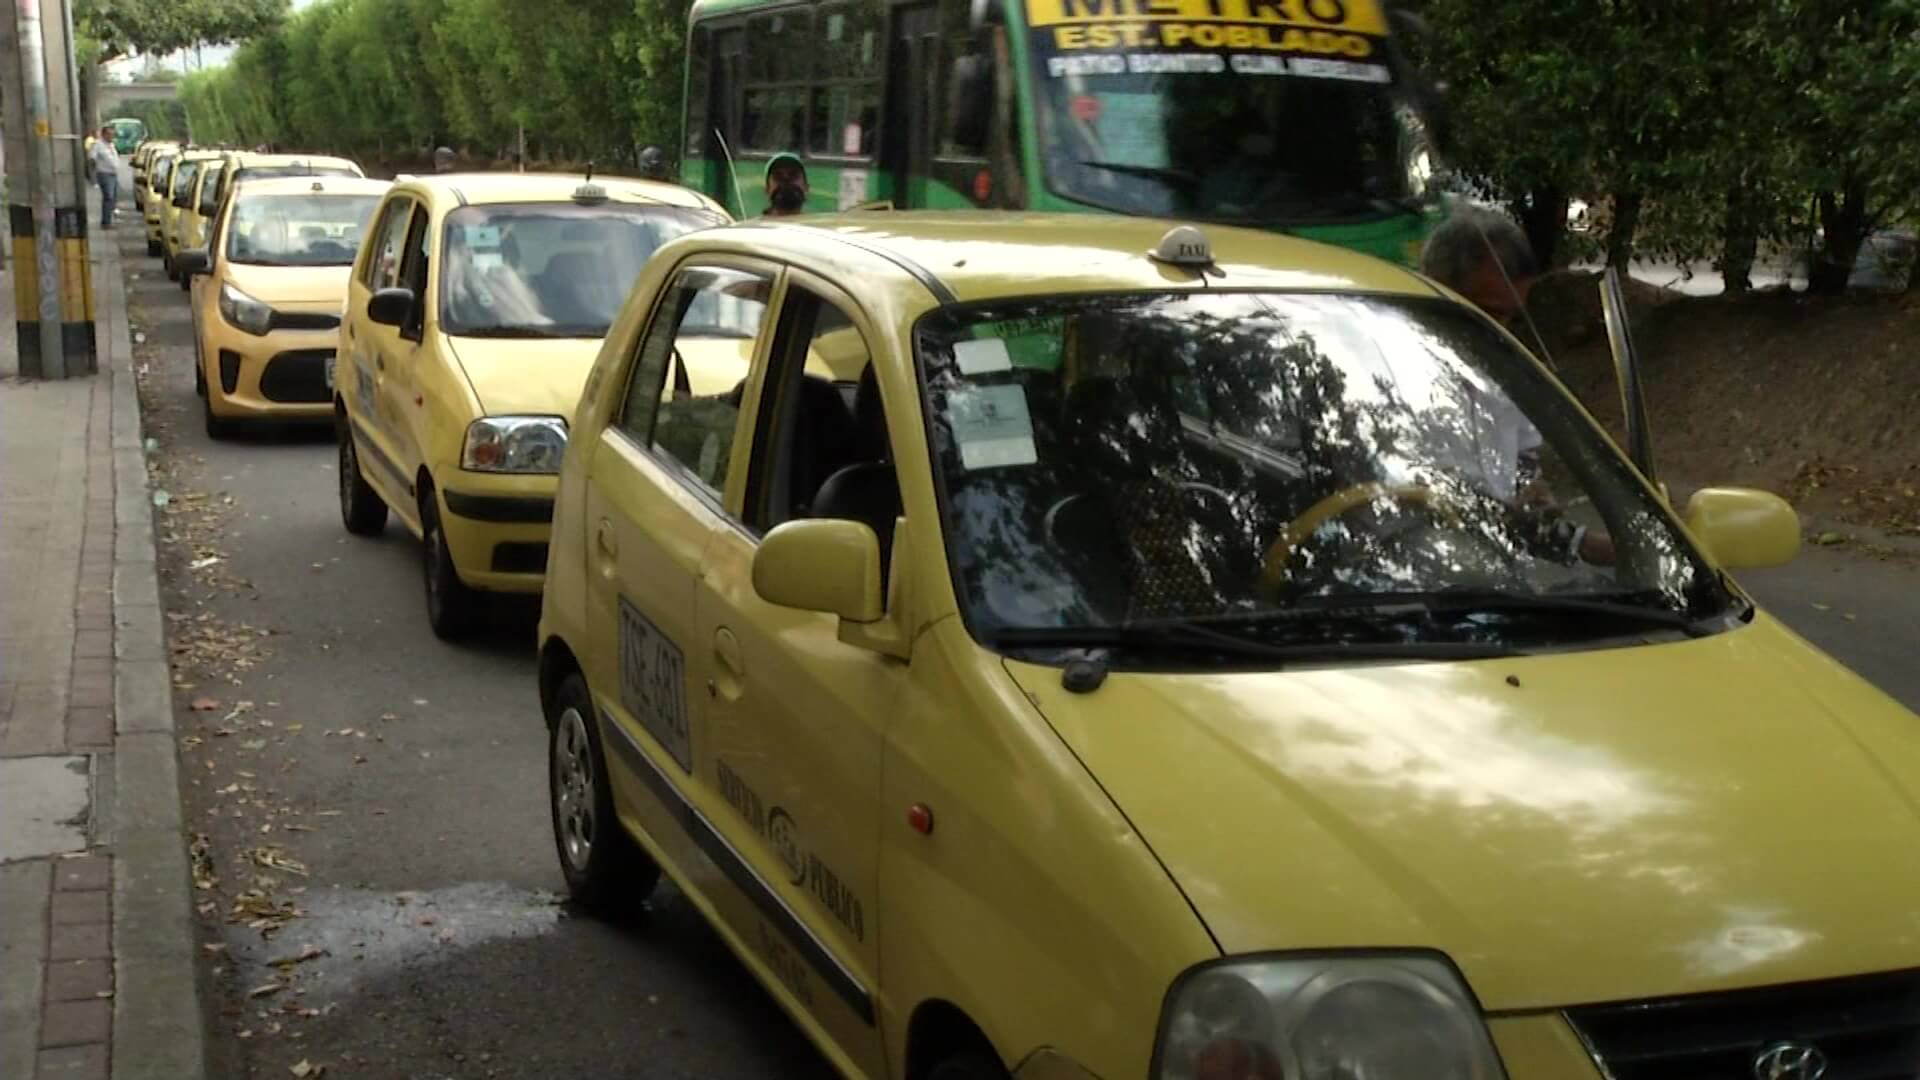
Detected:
[
  {"left": 691, "top": 273, "right": 900, "bottom": 1076},
  {"left": 381, "top": 204, "right": 436, "bottom": 508},
  {"left": 342, "top": 195, "right": 419, "bottom": 516}
]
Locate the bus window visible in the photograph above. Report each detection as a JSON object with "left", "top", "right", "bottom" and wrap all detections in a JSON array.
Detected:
[
  {"left": 686, "top": 26, "right": 711, "bottom": 158},
  {"left": 810, "top": 2, "right": 882, "bottom": 157},
  {"left": 744, "top": 12, "right": 812, "bottom": 153}
]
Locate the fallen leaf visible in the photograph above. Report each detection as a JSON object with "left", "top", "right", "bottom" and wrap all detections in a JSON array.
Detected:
[
  {"left": 290, "top": 1060, "right": 321, "bottom": 1078},
  {"left": 191, "top": 697, "right": 221, "bottom": 712},
  {"left": 1814, "top": 531, "right": 1847, "bottom": 545},
  {"left": 268, "top": 945, "right": 327, "bottom": 968},
  {"left": 249, "top": 981, "right": 287, "bottom": 998},
  {"left": 241, "top": 739, "right": 267, "bottom": 751},
  {"left": 1811, "top": 602, "right": 1832, "bottom": 611}
]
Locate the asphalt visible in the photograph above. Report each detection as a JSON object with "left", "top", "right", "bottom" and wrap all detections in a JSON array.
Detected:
[
  {"left": 111, "top": 233, "right": 835, "bottom": 1078},
  {"left": 111, "top": 204, "right": 1920, "bottom": 1080}
]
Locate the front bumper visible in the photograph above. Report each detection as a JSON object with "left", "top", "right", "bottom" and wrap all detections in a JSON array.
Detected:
[
  {"left": 202, "top": 321, "right": 341, "bottom": 423},
  {"left": 437, "top": 475, "right": 557, "bottom": 594}
]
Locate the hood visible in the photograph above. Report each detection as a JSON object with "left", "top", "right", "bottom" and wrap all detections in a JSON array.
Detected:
[
  {"left": 443, "top": 336, "right": 600, "bottom": 418},
  {"left": 1006, "top": 614, "right": 1920, "bottom": 1010},
  {"left": 223, "top": 263, "right": 353, "bottom": 309}
]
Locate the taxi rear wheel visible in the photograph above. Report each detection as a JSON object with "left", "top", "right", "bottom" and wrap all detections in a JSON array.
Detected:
[
  {"left": 145, "top": 239, "right": 161, "bottom": 257},
  {"left": 337, "top": 425, "right": 388, "bottom": 536},
  {"left": 549, "top": 674, "right": 660, "bottom": 913},
  {"left": 420, "top": 492, "right": 481, "bottom": 640}
]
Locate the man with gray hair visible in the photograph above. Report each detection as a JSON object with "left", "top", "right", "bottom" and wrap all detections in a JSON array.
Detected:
[
  {"left": 433, "top": 146, "right": 458, "bottom": 174},
  {"left": 1420, "top": 208, "right": 1540, "bottom": 323}
]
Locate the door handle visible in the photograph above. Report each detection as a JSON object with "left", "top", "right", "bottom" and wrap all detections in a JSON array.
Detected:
[
  {"left": 376, "top": 355, "right": 386, "bottom": 372},
  {"left": 594, "top": 519, "right": 618, "bottom": 580},
  {"left": 711, "top": 627, "right": 744, "bottom": 702}
]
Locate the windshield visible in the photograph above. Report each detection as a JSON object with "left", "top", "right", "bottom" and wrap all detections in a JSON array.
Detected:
[
  {"left": 917, "top": 293, "right": 1733, "bottom": 663},
  {"left": 226, "top": 194, "right": 382, "bottom": 266},
  {"left": 232, "top": 166, "right": 359, "bottom": 184},
  {"left": 1025, "top": 0, "right": 1423, "bottom": 225},
  {"left": 439, "top": 203, "right": 722, "bottom": 338}
]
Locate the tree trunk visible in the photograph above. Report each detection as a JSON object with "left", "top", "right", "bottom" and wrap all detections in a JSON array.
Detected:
[
  {"left": 1606, "top": 190, "right": 1643, "bottom": 271},
  {"left": 1808, "top": 182, "right": 1870, "bottom": 296},
  {"left": 1720, "top": 183, "right": 1758, "bottom": 295},
  {"left": 1517, "top": 186, "right": 1569, "bottom": 269}
]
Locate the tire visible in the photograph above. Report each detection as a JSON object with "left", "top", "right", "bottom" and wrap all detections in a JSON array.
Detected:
[
  {"left": 928, "top": 1052, "right": 1012, "bottom": 1080},
  {"left": 337, "top": 423, "right": 388, "bottom": 536},
  {"left": 549, "top": 673, "right": 659, "bottom": 913},
  {"left": 420, "top": 490, "right": 481, "bottom": 640},
  {"left": 146, "top": 238, "right": 162, "bottom": 257},
  {"left": 193, "top": 354, "right": 206, "bottom": 397},
  {"left": 163, "top": 255, "right": 176, "bottom": 281},
  {"left": 201, "top": 387, "right": 234, "bottom": 440}
]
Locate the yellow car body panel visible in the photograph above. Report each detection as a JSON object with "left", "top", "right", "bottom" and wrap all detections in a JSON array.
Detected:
[
  {"left": 337, "top": 172, "right": 731, "bottom": 600},
  {"left": 143, "top": 149, "right": 180, "bottom": 242},
  {"left": 192, "top": 176, "right": 393, "bottom": 425},
  {"left": 162, "top": 150, "right": 224, "bottom": 263},
  {"left": 537, "top": 211, "right": 1917, "bottom": 1080}
]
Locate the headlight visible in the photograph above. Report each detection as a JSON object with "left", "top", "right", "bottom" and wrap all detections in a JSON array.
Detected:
[
  {"left": 218, "top": 282, "right": 273, "bottom": 336},
  {"left": 462, "top": 416, "right": 567, "bottom": 474},
  {"left": 1155, "top": 954, "right": 1505, "bottom": 1080}
]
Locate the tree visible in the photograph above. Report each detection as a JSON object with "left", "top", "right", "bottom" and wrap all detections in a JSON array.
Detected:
[{"left": 78, "top": 0, "right": 289, "bottom": 61}]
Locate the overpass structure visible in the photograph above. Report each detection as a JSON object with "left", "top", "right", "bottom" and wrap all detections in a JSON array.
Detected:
[{"left": 97, "top": 80, "right": 179, "bottom": 114}]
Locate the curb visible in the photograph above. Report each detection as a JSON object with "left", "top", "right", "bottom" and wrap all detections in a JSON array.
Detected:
[{"left": 99, "top": 238, "right": 210, "bottom": 1080}]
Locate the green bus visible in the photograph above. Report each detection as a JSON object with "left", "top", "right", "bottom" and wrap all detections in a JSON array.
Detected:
[
  {"left": 680, "top": 0, "right": 1442, "bottom": 264},
  {"left": 106, "top": 117, "right": 148, "bottom": 155}
]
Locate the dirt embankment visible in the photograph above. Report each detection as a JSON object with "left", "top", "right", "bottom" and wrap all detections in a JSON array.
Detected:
[{"left": 1528, "top": 274, "right": 1920, "bottom": 538}]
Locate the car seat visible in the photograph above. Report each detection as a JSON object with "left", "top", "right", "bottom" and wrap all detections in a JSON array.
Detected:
[{"left": 810, "top": 364, "right": 902, "bottom": 575}]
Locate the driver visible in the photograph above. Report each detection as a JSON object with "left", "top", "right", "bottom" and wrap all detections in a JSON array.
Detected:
[{"left": 1421, "top": 210, "right": 1614, "bottom": 564}]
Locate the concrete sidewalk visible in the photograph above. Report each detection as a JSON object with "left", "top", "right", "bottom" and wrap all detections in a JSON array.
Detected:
[{"left": 2, "top": 185, "right": 207, "bottom": 1079}]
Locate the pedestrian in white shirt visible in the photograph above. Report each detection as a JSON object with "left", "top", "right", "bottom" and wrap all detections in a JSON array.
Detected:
[{"left": 88, "top": 126, "right": 120, "bottom": 229}]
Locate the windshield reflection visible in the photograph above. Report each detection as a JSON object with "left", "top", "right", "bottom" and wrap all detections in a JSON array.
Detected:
[{"left": 917, "top": 292, "right": 1727, "bottom": 663}]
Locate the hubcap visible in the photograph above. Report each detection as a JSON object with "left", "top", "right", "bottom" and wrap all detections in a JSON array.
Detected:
[{"left": 553, "top": 707, "right": 595, "bottom": 871}]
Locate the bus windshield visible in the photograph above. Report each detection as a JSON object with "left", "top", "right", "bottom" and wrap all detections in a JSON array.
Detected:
[{"left": 1024, "top": 0, "right": 1423, "bottom": 226}]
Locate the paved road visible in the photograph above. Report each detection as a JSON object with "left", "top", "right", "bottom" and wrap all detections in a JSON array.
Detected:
[
  {"left": 111, "top": 227, "right": 835, "bottom": 1078},
  {"left": 112, "top": 186, "right": 1919, "bottom": 1080}
]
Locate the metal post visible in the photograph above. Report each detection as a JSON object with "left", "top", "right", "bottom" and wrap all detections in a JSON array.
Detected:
[{"left": 2, "top": 0, "right": 94, "bottom": 378}]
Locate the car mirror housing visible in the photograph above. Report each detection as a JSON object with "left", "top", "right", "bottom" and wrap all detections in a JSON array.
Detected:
[
  {"left": 175, "top": 248, "right": 211, "bottom": 276},
  {"left": 752, "top": 519, "right": 884, "bottom": 624},
  {"left": 367, "top": 287, "right": 416, "bottom": 328},
  {"left": 1685, "top": 487, "right": 1800, "bottom": 569}
]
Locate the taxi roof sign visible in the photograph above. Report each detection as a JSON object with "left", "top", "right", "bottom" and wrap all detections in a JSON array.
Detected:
[
  {"left": 1149, "top": 225, "right": 1216, "bottom": 270},
  {"left": 573, "top": 181, "right": 609, "bottom": 205}
]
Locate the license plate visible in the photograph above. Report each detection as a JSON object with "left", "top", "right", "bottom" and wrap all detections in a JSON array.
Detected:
[{"left": 323, "top": 355, "right": 336, "bottom": 389}]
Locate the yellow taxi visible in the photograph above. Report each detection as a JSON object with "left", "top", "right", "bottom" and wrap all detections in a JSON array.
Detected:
[
  {"left": 535, "top": 212, "right": 1920, "bottom": 1080},
  {"left": 130, "top": 139, "right": 175, "bottom": 196},
  {"left": 198, "top": 152, "right": 367, "bottom": 231},
  {"left": 162, "top": 149, "right": 225, "bottom": 279},
  {"left": 140, "top": 146, "right": 182, "bottom": 257},
  {"left": 172, "top": 155, "right": 231, "bottom": 292},
  {"left": 175, "top": 176, "right": 391, "bottom": 438},
  {"left": 333, "top": 172, "right": 728, "bottom": 639}
]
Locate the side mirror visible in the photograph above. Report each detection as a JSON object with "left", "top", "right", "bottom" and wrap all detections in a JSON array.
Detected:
[
  {"left": 175, "top": 248, "right": 211, "bottom": 276},
  {"left": 751, "top": 519, "right": 883, "bottom": 623},
  {"left": 1685, "top": 487, "right": 1800, "bottom": 570},
  {"left": 367, "top": 287, "right": 416, "bottom": 328}
]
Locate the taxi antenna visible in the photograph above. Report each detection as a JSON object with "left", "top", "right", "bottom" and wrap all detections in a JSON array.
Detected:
[
  {"left": 1476, "top": 220, "right": 1557, "bottom": 370},
  {"left": 585, "top": 160, "right": 594, "bottom": 183},
  {"left": 711, "top": 129, "right": 749, "bottom": 221}
]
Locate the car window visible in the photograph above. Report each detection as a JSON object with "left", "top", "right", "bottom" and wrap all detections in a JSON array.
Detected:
[
  {"left": 438, "top": 202, "right": 724, "bottom": 339},
  {"left": 361, "top": 198, "right": 414, "bottom": 290},
  {"left": 399, "top": 207, "right": 431, "bottom": 333},
  {"left": 618, "top": 265, "right": 773, "bottom": 496},
  {"left": 227, "top": 194, "right": 382, "bottom": 267},
  {"left": 744, "top": 285, "right": 888, "bottom": 534},
  {"left": 196, "top": 164, "right": 226, "bottom": 215},
  {"left": 172, "top": 162, "right": 201, "bottom": 205},
  {"left": 916, "top": 291, "right": 1734, "bottom": 656}
]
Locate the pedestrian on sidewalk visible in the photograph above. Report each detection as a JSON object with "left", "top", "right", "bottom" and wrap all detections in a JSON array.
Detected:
[
  {"left": 89, "top": 126, "right": 121, "bottom": 229},
  {"left": 434, "top": 146, "right": 458, "bottom": 174}
]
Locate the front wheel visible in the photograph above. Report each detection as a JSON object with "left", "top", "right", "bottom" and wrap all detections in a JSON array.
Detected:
[
  {"left": 201, "top": 388, "right": 234, "bottom": 440},
  {"left": 928, "top": 1052, "right": 1012, "bottom": 1080},
  {"left": 549, "top": 674, "right": 659, "bottom": 913},
  {"left": 146, "top": 238, "right": 162, "bottom": 257},
  {"left": 421, "top": 492, "right": 481, "bottom": 640},
  {"left": 337, "top": 425, "right": 388, "bottom": 536}
]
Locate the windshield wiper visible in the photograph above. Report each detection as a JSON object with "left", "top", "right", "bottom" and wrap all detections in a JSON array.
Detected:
[
  {"left": 453, "top": 325, "right": 605, "bottom": 339},
  {"left": 1077, "top": 160, "right": 1200, "bottom": 189},
  {"left": 1294, "top": 587, "right": 1712, "bottom": 635},
  {"left": 994, "top": 623, "right": 1516, "bottom": 664}
]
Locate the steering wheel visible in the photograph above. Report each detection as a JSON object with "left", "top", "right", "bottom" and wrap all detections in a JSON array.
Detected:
[{"left": 1259, "top": 484, "right": 1449, "bottom": 597}]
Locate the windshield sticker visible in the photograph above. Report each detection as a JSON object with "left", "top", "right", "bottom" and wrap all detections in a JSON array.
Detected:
[
  {"left": 460, "top": 224, "right": 503, "bottom": 249},
  {"left": 954, "top": 338, "right": 1013, "bottom": 375},
  {"left": 948, "top": 385, "right": 1039, "bottom": 470},
  {"left": 974, "top": 317, "right": 1065, "bottom": 371}
]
